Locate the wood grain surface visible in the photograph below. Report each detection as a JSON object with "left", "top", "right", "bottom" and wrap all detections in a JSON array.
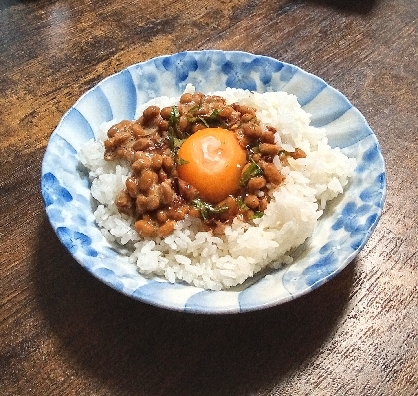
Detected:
[{"left": 1, "top": 0, "right": 417, "bottom": 395}]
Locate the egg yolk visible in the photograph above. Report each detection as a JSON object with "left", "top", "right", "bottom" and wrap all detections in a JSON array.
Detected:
[{"left": 177, "top": 127, "right": 246, "bottom": 203}]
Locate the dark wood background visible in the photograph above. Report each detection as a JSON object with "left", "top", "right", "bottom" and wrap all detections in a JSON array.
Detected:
[{"left": 1, "top": 0, "right": 417, "bottom": 395}]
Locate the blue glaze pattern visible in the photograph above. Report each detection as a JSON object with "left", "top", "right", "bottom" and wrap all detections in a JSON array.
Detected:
[{"left": 41, "top": 51, "right": 386, "bottom": 313}]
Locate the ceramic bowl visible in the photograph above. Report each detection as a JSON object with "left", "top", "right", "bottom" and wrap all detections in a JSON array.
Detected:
[{"left": 41, "top": 50, "right": 386, "bottom": 313}]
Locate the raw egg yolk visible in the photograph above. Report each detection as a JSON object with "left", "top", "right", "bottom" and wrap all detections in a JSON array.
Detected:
[{"left": 177, "top": 127, "right": 246, "bottom": 203}]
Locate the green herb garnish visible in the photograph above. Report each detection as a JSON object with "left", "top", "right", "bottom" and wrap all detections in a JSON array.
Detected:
[
  {"left": 197, "top": 116, "right": 210, "bottom": 128},
  {"left": 168, "top": 134, "right": 184, "bottom": 154},
  {"left": 251, "top": 139, "right": 261, "bottom": 154},
  {"left": 239, "top": 161, "right": 263, "bottom": 187},
  {"left": 186, "top": 99, "right": 204, "bottom": 120},
  {"left": 196, "top": 109, "right": 221, "bottom": 128},
  {"left": 207, "top": 108, "right": 220, "bottom": 121},
  {"left": 168, "top": 106, "right": 180, "bottom": 129},
  {"left": 237, "top": 196, "right": 249, "bottom": 210},
  {"left": 167, "top": 106, "right": 186, "bottom": 152},
  {"left": 191, "top": 198, "right": 228, "bottom": 221},
  {"left": 177, "top": 157, "right": 189, "bottom": 166},
  {"left": 252, "top": 211, "right": 264, "bottom": 219}
]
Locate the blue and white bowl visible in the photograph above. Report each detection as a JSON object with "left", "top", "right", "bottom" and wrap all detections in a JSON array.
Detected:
[{"left": 41, "top": 50, "right": 386, "bottom": 313}]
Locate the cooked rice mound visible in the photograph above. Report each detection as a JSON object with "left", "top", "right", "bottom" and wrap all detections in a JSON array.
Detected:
[{"left": 79, "top": 86, "right": 356, "bottom": 290}]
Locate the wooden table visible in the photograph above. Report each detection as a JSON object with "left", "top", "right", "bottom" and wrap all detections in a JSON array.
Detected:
[{"left": 1, "top": 0, "right": 417, "bottom": 394}]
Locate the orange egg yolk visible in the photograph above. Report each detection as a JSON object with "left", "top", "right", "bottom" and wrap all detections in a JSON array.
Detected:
[{"left": 177, "top": 127, "right": 247, "bottom": 203}]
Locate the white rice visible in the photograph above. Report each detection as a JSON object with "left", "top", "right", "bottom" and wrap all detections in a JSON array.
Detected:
[{"left": 79, "top": 85, "right": 356, "bottom": 290}]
